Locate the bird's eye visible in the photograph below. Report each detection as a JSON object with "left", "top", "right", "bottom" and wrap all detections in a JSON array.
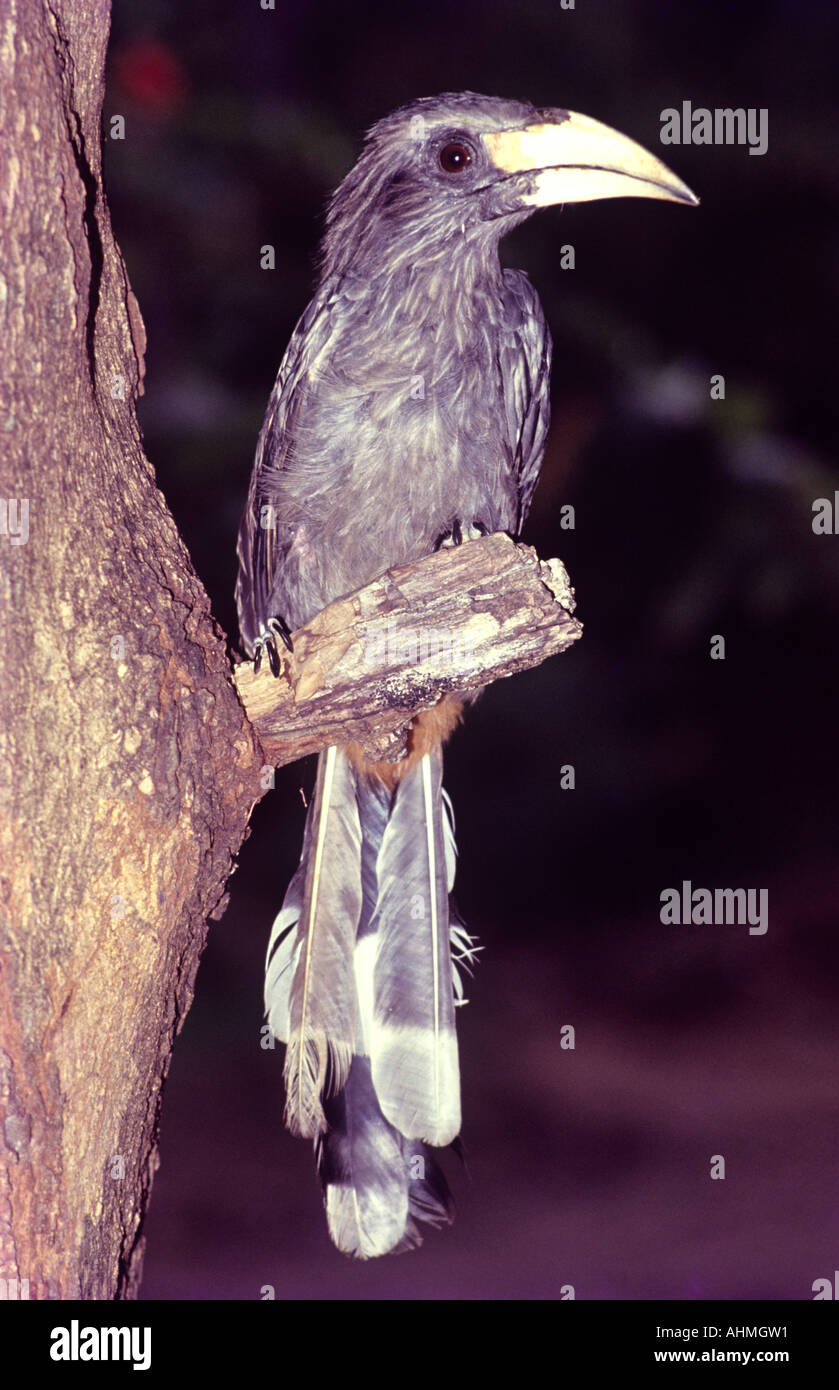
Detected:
[{"left": 439, "top": 142, "right": 473, "bottom": 174}]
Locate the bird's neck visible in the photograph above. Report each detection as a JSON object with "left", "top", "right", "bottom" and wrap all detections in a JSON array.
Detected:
[
  {"left": 324, "top": 198, "right": 507, "bottom": 283},
  {"left": 326, "top": 229, "right": 506, "bottom": 331}
]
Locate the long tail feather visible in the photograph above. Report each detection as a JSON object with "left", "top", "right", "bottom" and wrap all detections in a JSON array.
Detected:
[
  {"left": 264, "top": 803, "right": 314, "bottom": 1045},
  {"left": 317, "top": 1057, "right": 454, "bottom": 1259},
  {"left": 400, "top": 1138, "right": 455, "bottom": 1252},
  {"left": 369, "top": 749, "right": 460, "bottom": 1145},
  {"left": 265, "top": 737, "right": 475, "bottom": 1256},
  {"left": 282, "top": 747, "right": 361, "bottom": 1137},
  {"left": 317, "top": 1057, "right": 408, "bottom": 1258}
]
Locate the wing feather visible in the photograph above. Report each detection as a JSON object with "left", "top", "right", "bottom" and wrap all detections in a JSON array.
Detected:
[{"left": 499, "top": 267, "right": 553, "bottom": 535}]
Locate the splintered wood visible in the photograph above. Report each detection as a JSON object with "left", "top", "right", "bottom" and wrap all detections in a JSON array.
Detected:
[{"left": 233, "top": 532, "right": 582, "bottom": 768}]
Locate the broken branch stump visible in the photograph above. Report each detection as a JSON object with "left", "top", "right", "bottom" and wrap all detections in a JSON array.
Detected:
[{"left": 233, "top": 532, "right": 582, "bottom": 767}]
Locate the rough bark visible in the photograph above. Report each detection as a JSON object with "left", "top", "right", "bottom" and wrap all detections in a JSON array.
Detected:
[
  {"left": 234, "top": 535, "right": 582, "bottom": 767},
  {"left": 0, "top": 0, "right": 263, "bottom": 1299}
]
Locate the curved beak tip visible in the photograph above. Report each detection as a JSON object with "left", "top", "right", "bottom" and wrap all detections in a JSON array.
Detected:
[{"left": 485, "top": 110, "right": 700, "bottom": 210}]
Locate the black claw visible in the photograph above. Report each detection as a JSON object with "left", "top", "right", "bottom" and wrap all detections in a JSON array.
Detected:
[
  {"left": 268, "top": 614, "right": 294, "bottom": 653},
  {"left": 434, "top": 518, "right": 464, "bottom": 551},
  {"left": 253, "top": 617, "right": 291, "bottom": 679}
]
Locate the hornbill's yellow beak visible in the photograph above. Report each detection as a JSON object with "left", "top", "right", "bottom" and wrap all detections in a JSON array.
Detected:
[{"left": 484, "top": 110, "right": 698, "bottom": 207}]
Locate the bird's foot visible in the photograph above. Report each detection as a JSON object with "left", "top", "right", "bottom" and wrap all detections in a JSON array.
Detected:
[
  {"left": 434, "top": 519, "right": 488, "bottom": 550},
  {"left": 252, "top": 615, "right": 293, "bottom": 677}
]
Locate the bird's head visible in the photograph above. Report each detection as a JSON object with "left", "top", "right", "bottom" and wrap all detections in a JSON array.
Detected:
[{"left": 322, "top": 92, "right": 697, "bottom": 278}]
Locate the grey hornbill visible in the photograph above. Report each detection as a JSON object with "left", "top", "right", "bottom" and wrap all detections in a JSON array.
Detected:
[{"left": 236, "top": 93, "right": 696, "bottom": 1257}]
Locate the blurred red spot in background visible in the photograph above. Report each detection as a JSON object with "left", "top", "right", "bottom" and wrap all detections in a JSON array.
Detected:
[{"left": 111, "top": 40, "right": 188, "bottom": 114}]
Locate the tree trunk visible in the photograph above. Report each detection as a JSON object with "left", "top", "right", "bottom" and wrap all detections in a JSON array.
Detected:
[{"left": 0, "top": 0, "right": 263, "bottom": 1298}]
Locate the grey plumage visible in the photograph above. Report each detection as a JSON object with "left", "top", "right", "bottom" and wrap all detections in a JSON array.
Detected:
[
  {"left": 316, "top": 1058, "right": 454, "bottom": 1259},
  {"left": 235, "top": 95, "right": 553, "bottom": 649},
  {"left": 369, "top": 748, "right": 460, "bottom": 1147},
  {"left": 238, "top": 92, "right": 696, "bottom": 1256},
  {"left": 265, "top": 746, "right": 471, "bottom": 1256},
  {"left": 281, "top": 746, "right": 359, "bottom": 1137}
]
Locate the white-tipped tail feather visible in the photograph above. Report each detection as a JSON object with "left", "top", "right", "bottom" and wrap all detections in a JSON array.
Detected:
[
  {"left": 281, "top": 746, "right": 362, "bottom": 1137},
  {"left": 369, "top": 749, "right": 461, "bottom": 1146},
  {"left": 317, "top": 1058, "right": 454, "bottom": 1259},
  {"left": 264, "top": 741, "right": 476, "bottom": 1254}
]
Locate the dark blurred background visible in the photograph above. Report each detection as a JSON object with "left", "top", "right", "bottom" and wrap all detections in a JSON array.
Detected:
[{"left": 105, "top": 0, "right": 839, "bottom": 1299}]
